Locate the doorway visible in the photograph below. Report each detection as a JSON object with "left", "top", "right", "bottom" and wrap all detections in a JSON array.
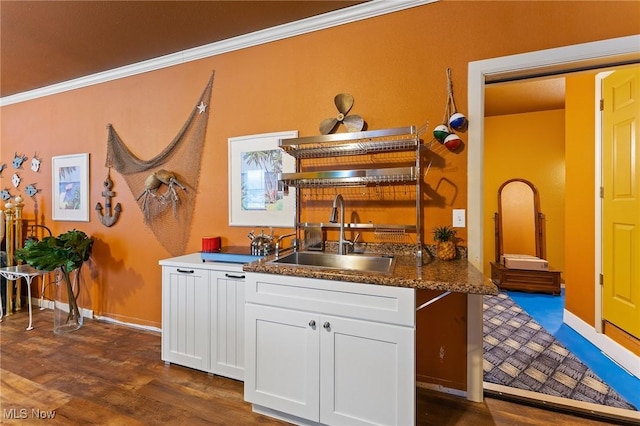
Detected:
[
  {"left": 466, "top": 35, "right": 640, "bottom": 412},
  {"left": 482, "top": 71, "right": 640, "bottom": 410}
]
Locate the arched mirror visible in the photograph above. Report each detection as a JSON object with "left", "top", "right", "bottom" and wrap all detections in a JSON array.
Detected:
[
  {"left": 495, "top": 178, "right": 544, "bottom": 262},
  {"left": 491, "top": 178, "right": 560, "bottom": 295}
]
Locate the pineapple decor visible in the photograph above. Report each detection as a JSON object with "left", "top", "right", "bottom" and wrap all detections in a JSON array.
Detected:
[{"left": 433, "top": 225, "right": 457, "bottom": 260}]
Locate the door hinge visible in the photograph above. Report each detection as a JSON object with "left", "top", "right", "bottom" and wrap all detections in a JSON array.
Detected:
[
  {"left": 600, "top": 273, "right": 604, "bottom": 286},
  {"left": 600, "top": 98, "right": 604, "bottom": 111},
  {"left": 600, "top": 186, "right": 604, "bottom": 198}
]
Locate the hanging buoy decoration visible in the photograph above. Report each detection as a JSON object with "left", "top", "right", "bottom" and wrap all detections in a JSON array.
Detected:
[
  {"left": 435, "top": 68, "right": 467, "bottom": 151},
  {"left": 448, "top": 112, "right": 467, "bottom": 131},
  {"left": 443, "top": 134, "right": 462, "bottom": 151},
  {"left": 433, "top": 124, "right": 450, "bottom": 142}
]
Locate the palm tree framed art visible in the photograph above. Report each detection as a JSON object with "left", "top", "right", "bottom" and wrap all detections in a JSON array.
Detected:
[
  {"left": 228, "top": 131, "right": 297, "bottom": 227},
  {"left": 52, "top": 153, "right": 90, "bottom": 222}
]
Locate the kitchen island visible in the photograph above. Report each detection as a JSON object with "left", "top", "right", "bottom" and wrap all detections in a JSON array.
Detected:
[
  {"left": 244, "top": 252, "right": 496, "bottom": 294},
  {"left": 242, "top": 250, "right": 497, "bottom": 426}
]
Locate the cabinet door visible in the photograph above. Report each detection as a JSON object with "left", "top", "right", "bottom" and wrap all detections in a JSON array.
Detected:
[
  {"left": 210, "top": 270, "right": 245, "bottom": 380},
  {"left": 320, "top": 315, "right": 415, "bottom": 426},
  {"left": 245, "top": 304, "right": 320, "bottom": 422},
  {"left": 161, "top": 266, "right": 209, "bottom": 371}
]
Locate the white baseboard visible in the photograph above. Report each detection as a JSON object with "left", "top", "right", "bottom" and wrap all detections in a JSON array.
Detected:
[
  {"left": 93, "top": 314, "right": 161, "bottom": 333},
  {"left": 32, "top": 296, "right": 160, "bottom": 332},
  {"left": 34, "top": 298, "right": 54, "bottom": 310},
  {"left": 563, "top": 309, "right": 640, "bottom": 379},
  {"left": 32, "top": 297, "right": 93, "bottom": 320}
]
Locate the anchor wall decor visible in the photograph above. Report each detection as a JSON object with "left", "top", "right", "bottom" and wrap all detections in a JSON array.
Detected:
[{"left": 95, "top": 171, "right": 121, "bottom": 227}]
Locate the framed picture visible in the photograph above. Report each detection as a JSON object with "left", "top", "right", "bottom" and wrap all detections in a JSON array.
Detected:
[
  {"left": 52, "top": 153, "right": 90, "bottom": 221},
  {"left": 228, "top": 131, "right": 297, "bottom": 227}
]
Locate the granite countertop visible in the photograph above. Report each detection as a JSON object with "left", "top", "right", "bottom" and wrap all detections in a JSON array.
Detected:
[{"left": 243, "top": 249, "right": 498, "bottom": 296}]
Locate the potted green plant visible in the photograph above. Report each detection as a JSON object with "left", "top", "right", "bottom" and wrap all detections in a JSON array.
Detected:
[
  {"left": 16, "top": 229, "right": 94, "bottom": 333},
  {"left": 432, "top": 225, "right": 457, "bottom": 260}
]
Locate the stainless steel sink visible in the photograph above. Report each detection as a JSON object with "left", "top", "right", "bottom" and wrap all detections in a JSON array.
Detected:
[{"left": 270, "top": 251, "right": 396, "bottom": 274}]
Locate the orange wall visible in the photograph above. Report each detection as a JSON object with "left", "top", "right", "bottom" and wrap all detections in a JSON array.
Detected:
[
  {"left": 565, "top": 73, "right": 598, "bottom": 325},
  {"left": 484, "top": 110, "right": 566, "bottom": 277},
  {"left": 1, "top": 1, "right": 638, "bottom": 333}
]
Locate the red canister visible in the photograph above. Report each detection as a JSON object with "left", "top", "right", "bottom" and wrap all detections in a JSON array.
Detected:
[{"left": 202, "top": 236, "right": 221, "bottom": 252}]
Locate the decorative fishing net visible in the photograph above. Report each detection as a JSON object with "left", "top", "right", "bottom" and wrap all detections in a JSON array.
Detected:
[{"left": 106, "top": 72, "right": 215, "bottom": 256}]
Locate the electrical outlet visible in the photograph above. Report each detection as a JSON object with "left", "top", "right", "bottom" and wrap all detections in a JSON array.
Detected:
[{"left": 453, "top": 209, "right": 465, "bottom": 228}]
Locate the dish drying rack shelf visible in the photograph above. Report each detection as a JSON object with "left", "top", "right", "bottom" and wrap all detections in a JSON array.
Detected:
[
  {"left": 298, "top": 222, "right": 416, "bottom": 232},
  {"left": 279, "top": 126, "right": 424, "bottom": 262},
  {"left": 300, "top": 223, "right": 416, "bottom": 245},
  {"left": 280, "top": 126, "right": 419, "bottom": 159},
  {"left": 279, "top": 167, "right": 416, "bottom": 188}
]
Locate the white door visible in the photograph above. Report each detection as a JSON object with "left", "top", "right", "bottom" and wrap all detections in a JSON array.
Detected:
[
  {"left": 210, "top": 270, "right": 246, "bottom": 380},
  {"left": 320, "top": 315, "right": 415, "bottom": 426},
  {"left": 244, "top": 304, "right": 320, "bottom": 422},
  {"left": 161, "top": 266, "right": 209, "bottom": 370}
]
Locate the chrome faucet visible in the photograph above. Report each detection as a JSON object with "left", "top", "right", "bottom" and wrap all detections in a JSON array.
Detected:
[
  {"left": 329, "top": 194, "right": 346, "bottom": 255},
  {"left": 275, "top": 232, "right": 297, "bottom": 257}
]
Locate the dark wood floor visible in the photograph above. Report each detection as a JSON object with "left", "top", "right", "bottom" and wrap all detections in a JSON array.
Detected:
[{"left": 0, "top": 309, "right": 623, "bottom": 425}]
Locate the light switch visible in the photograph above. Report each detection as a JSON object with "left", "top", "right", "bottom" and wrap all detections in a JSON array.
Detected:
[{"left": 453, "top": 209, "right": 465, "bottom": 228}]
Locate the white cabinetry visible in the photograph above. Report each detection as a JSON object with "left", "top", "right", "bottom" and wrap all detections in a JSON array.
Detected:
[
  {"left": 320, "top": 314, "right": 414, "bottom": 426},
  {"left": 245, "top": 304, "right": 320, "bottom": 420},
  {"left": 245, "top": 272, "right": 415, "bottom": 426},
  {"left": 210, "top": 269, "right": 245, "bottom": 380},
  {"left": 161, "top": 264, "right": 209, "bottom": 371},
  {"left": 160, "top": 253, "right": 245, "bottom": 380}
]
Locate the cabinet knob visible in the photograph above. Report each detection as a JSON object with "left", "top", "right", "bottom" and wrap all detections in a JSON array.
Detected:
[
  {"left": 323, "top": 321, "right": 331, "bottom": 330},
  {"left": 309, "top": 320, "right": 316, "bottom": 327}
]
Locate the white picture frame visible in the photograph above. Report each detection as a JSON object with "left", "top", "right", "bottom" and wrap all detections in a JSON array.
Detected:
[
  {"left": 52, "top": 153, "right": 90, "bottom": 222},
  {"left": 228, "top": 131, "right": 297, "bottom": 227}
]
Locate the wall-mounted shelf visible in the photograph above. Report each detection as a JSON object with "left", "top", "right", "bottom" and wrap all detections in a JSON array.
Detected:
[
  {"left": 279, "top": 126, "right": 418, "bottom": 159},
  {"left": 279, "top": 126, "right": 424, "bottom": 262},
  {"left": 279, "top": 167, "right": 416, "bottom": 188},
  {"left": 298, "top": 222, "right": 416, "bottom": 232}
]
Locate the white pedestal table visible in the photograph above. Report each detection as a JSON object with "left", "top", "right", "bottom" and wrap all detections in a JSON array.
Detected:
[{"left": 0, "top": 264, "right": 49, "bottom": 331}]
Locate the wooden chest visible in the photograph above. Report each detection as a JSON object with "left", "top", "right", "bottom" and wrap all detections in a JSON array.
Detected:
[{"left": 490, "top": 261, "right": 561, "bottom": 295}]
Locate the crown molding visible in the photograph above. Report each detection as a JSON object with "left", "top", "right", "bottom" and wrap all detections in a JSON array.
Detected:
[{"left": 0, "top": 0, "right": 437, "bottom": 106}]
